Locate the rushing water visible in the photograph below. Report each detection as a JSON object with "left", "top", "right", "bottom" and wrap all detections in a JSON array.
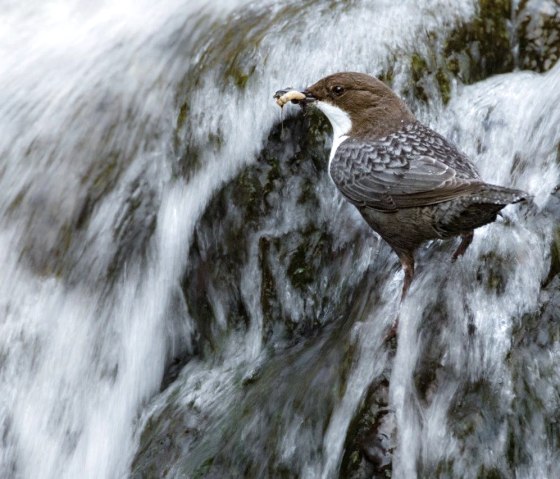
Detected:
[{"left": 1, "top": 0, "right": 559, "bottom": 478}]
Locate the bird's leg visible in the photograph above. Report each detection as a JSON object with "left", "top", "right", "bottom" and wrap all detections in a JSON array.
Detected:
[
  {"left": 452, "top": 231, "right": 474, "bottom": 261},
  {"left": 398, "top": 250, "right": 415, "bottom": 301}
]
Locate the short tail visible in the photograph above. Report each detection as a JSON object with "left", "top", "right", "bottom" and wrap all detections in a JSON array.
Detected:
[
  {"left": 438, "top": 184, "right": 531, "bottom": 235},
  {"left": 473, "top": 184, "right": 531, "bottom": 206}
]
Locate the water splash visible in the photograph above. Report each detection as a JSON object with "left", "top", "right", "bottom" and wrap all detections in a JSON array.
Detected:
[
  {"left": 2, "top": 0, "right": 559, "bottom": 478},
  {"left": 391, "top": 64, "right": 560, "bottom": 478},
  {"left": 0, "top": 1, "right": 247, "bottom": 477}
]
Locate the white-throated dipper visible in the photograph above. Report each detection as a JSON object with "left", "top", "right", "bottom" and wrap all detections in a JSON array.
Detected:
[{"left": 274, "top": 72, "right": 529, "bottom": 301}]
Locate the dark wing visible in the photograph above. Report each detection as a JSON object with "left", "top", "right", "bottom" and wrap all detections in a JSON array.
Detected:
[{"left": 329, "top": 136, "right": 484, "bottom": 211}]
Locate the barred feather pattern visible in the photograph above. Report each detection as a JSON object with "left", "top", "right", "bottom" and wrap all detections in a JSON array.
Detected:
[{"left": 329, "top": 121, "right": 484, "bottom": 211}]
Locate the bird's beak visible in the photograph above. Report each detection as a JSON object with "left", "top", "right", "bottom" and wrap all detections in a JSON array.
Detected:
[
  {"left": 301, "top": 90, "right": 317, "bottom": 105},
  {"left": 273, "top": 88, "right": 317, "bottom": 107}
]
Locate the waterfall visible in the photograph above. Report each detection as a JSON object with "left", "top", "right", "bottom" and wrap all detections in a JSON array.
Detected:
[{"left": 1, "top": 1, "right": 559, "bottom": 478}]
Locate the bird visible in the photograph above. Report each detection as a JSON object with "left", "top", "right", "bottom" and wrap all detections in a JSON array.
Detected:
[{"left": 274, "top": 72, "right": 529, "bottom": 302}]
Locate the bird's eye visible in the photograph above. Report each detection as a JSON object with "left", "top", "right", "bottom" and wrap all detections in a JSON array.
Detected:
[{"left": 332, "top": 85, "right": 344, "bottom": 96}]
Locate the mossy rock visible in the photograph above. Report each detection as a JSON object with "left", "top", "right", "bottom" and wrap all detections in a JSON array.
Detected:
[
  {"left": 339, "top": 378, "right": 394, "bottom": 479},
  {"left": 517, "top": 0, "right": 560, "bottom": 72},
  {"left": 177, "top": 111, "right": 347, "bottom": 362},
  {"left": 444, "top": 0, "right": 514, "bottom": 84},
  {"left": 402, "top": 0, "right": 514, "bottom": 106}
]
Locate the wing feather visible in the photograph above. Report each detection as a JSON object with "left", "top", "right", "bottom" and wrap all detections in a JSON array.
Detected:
[{"left": 329, "top": 127, "right": 483, "bottom": 211}]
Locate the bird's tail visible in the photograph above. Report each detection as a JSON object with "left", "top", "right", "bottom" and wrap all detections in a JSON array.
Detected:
[
  {"left": 473, "top": 184, "right": 530, "bottom": 206},
  {"left": 438, "top": 184, "right": 532, "bottom": 234}
]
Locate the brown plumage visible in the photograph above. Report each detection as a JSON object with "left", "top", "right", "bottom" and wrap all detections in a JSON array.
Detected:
[{"left": 274, "top": 72, "right": 529, "bottom": 302}]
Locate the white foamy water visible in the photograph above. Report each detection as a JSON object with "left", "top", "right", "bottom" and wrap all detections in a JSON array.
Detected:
[
  {"left": 0, "top": 1, "right": 248, "bottom": 478},
  {"left": 1, "top": 0, "right": 558, "bottom": 478},
  {"left": 391, "top": 64, "right": 560, "bottom": 478}
]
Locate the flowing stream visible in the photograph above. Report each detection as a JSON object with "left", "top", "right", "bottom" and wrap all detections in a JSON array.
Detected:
[{"left": 1, "top": 1, "right": 559, "bottom": 478}]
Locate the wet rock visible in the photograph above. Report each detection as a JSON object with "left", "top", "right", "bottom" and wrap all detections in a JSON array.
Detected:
[
  {"left": 132, "top": 292, "right": 386, "bottom": 479},
  {"left": 444, "top": 0, "right": 514, "bottom": 84},
  {"left": 402, "top": 0, "right": 560, "bottom": 108},
  {"left": 516, "top": 0, "right": 560, "bottom": 72},
  {"left": 400, "top": 0, "right": 515, "bottom": 106},
  {"left": 340, "top": 378, "right": 395, "bottom": 479},
  {"left": 131, "top": 397, "right": 205, "bottom": 479},
  {"left": 178, "top": 112, "right": 338, "bottom": 353}
]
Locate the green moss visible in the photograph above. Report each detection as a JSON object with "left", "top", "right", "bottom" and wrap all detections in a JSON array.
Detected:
[
  {"left": 177, "top": 100, "right": 189, "bottom": 130},
  {"left": 173, "top": 100, "right": 190, "bottom": 157},
  {"left": 227, "top": 64, "right": 256, "bottom": 89},
  {"left": 411, "top": 53, "right": 429, "bottom": 78},
  {"left": 297, "top": 178, "right": 317, "bottom": 205},
  {"left": 448, "top": 378, "right": 506, "bottom": 457},
  {"left": 401, "top": 0, "right": 533, "bottom": 105},
  {"left": 410, "top": 53, "right": 430, "bottom": 102},
  {"left": 435, "top": 68, "right": 451, "bottom": 104},
  {"left": 90, "top": 158, "right": 118, "bottom": 191},
  {"left": 444, "top": 0, "right": 514, "bottom": 84},
  {"left": 76, "top": 152, "right": 122, "bottom": 229}
]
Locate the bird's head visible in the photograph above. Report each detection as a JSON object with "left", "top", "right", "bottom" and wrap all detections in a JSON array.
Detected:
[{"left": 276, "top": 72, "right": 415, "bottom": 139}]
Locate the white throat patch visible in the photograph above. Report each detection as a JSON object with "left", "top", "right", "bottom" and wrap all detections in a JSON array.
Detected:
[{"left": 315, "top": 101, "right": 352, "bottom": 163}]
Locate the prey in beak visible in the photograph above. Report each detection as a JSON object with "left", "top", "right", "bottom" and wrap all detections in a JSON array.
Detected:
[{"left": 273, "top": 88, "right": 316, "bottom": 108}]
